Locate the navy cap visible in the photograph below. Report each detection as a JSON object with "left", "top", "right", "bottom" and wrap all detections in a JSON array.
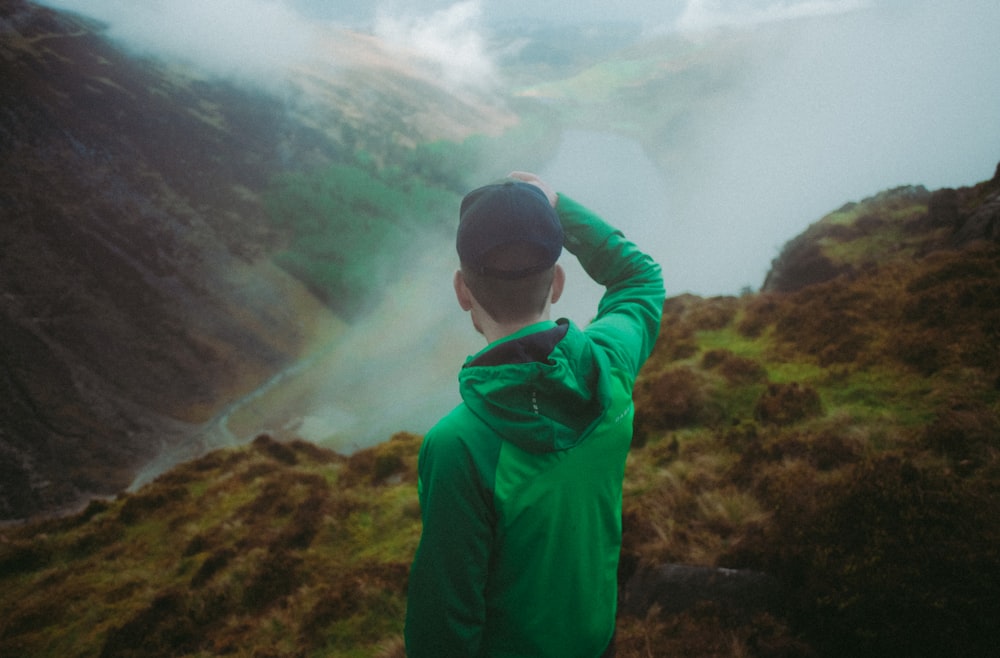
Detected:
[{"left": 457, "top": 181, "right": 563, "bottom": 279}]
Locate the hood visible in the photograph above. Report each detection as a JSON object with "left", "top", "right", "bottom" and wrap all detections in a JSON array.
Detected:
[{"left": 458, "top": 319, "right": 611, "bottom": 453}]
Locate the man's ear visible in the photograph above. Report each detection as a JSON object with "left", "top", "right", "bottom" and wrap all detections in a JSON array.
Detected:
[
  {"left": 454, "top": 270, "right": 474, "bottom": 311},
  {"left": 550, "top": 264, "right": 566, "bottom": 304}
]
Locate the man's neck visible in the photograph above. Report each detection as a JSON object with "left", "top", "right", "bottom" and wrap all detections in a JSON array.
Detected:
[{"left": 476, "top": 308, "right": 550, "bottom": 344}]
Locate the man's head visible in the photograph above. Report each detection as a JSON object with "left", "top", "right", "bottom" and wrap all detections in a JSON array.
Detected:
[{"left": 455, "top": 180, "right": 565, "bottom": 328}]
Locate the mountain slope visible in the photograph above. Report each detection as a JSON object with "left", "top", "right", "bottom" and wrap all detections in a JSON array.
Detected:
[
  {"left": 2, "top": 168, "right": 998, "bottom": 657},
  {"left": 0, "top": 0, "right": 514, "bottom": 519},
  {"left": 0, "top": 433, "right": 421, "bottom": 658},
  {"left": 1, "top": 0, "right": 332, "bottom": 518},
  {"left": 621, "top": 165, "right": 1000, "bottom": 656}
]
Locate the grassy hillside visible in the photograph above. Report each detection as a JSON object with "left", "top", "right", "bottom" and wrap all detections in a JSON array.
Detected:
[
  {"left": 619, "top": 170, "right": 1000, "bottom": 657},
  {"left": 0, "top": 434, "right": 422, "bottom": 658},
  {"left": 2, "top": 169, "right": 999, "bottom": 657},
  {"left": 263, "top": 153, "right": 459, "bottom": 317}
]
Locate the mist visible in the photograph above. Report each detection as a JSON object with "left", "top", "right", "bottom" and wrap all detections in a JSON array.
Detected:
[
  {"left": 30, "top": 0, "right": 1000, "bottom": 454},
  {"left": 35, "top": 0, "right": 320, "bottom": 86},
  {"left": 655, "top": 0, "right": 1000, "bottom": 294},
  {"left": 373, "top": 1, "right": 499, "bottom": 89},
  {"left": 35, "top": 1, "right": 1000, "bottom": 282}
]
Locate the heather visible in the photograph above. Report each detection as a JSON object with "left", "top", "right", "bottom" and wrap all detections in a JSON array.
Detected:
[{"left": 3, "top": 169, "right": 998, "bottom": 657}]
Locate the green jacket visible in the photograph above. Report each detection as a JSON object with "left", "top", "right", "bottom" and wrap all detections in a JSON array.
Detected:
[{"left": 405, "top": 194, "right": 665, "bottom": 657}]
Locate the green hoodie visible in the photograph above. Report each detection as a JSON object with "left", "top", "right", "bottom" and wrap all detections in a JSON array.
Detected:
[{"left": 405, "top": 194, "right": 665, "bottom": 657}]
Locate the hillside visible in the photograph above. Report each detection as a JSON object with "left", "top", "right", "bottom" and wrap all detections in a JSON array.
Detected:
[
  {"left": 2, "top": 1, "right": 998, "bottom": 653},
  {"left": 0, "top": 0, "right": 593, "bottom": 521},
  {"left": 2, "top": 167, "right": 998, "bottom": 657},
  {"left": 0, "top": 0, "right": 513, "bottom": 519}
]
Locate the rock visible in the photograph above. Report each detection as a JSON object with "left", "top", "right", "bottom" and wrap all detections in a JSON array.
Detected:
[
  {"left": 621, "top": 563, "right": 786, "bottom": 625},
  {"left": 952, "top": 188, "right": 1000, "bottom": 245}
]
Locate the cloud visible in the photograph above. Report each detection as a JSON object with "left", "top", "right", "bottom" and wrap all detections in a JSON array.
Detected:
[
  {"left": 675, "top": 0, "right": 869, "bottom": 32},
  {"left": 373, "top": 1, "right": 498, "bottom": 89},
  {"left": 658, "top": 0, "right": 1000, "bottom": 293},
  {"left": 36, "top": 0, "right": 319, "bottom": 85},
  {"left": 37, "top": 0, "right": 502, "bottom": 90}
]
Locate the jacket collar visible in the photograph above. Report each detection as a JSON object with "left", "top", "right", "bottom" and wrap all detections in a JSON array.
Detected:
[{"left": 465, "top": 320, "right": 569, "bottom": 368}]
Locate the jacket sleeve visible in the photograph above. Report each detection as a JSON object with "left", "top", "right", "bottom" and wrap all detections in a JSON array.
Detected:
[
  {"left": 404, "top": 425, "right": 495, "bottom": 658},
  {"left": 556, "top": 194, "right": 665, "bottom": 380}
]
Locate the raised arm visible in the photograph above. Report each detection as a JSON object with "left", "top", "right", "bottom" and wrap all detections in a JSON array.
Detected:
[{"left": 509, "top": 171, "right": 665, "bottom": 380}]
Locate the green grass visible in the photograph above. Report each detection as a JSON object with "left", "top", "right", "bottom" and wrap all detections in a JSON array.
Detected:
[
  {"left": 695, "top": 325, "right": 767, "bottom": 360},
  {"left": 820, "top": 365, "right": 936, "bottom": 427},
  {"left": 765, "top": 360, "right": 825, "bottom": 383},
  {"left": 263, "top": 152, "right": 461, "bottom": 317}
]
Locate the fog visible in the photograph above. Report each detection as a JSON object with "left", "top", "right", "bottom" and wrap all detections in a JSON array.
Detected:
[
  {"left": 373, "top": 2, "right": 499, "bottom": 89},
  {"left": 32, "top": 0, "right": 1000, "bottom": 452},
  {"left": 37, "top": 0, "right": 1000, "bottom": 295},
  {"left": 662, "top": 0, "right": 1000, "bottom": 293},
  {"left": 36, "top": 0, "right": 319, "bottom": 84}
]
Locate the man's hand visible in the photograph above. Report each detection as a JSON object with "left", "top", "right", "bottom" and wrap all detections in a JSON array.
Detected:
[{"left": 508, "top": 171, "right": 558, "bottom": 208}]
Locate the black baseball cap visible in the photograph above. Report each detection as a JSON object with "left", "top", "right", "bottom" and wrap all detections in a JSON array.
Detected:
[{"left": 457, "top": 181, "right": 563, "bottom": 279}]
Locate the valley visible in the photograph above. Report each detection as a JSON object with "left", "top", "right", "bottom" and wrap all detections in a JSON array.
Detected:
[{"left": 1, "top": 0, "right": 999, "bottom": 655}]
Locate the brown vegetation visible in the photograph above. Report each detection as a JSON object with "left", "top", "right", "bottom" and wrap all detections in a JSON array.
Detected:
[
  {"left": 0, "top": 434, "right": 420, "bottom": 657},
  {"left": 2, "top": 26, "right": 999, "bottom": 648},
  {"left": 3, "top": 172, "right": 1000, "bottom": 656},
  {"left": 2, "top": 1, "right": 999, "bottom": 655},
  {"left": 615, "top": 167, "right": 1000, "bottom": 657}
]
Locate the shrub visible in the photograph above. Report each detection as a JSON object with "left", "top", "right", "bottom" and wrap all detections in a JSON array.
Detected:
[
  {"left": 737, "top": 295, "right": 779, "bottom": 338},
  {"left": 925, "top": 187, "right": 960, "bottom": 228},
  {"left": 728, "top": 454, "right": 1000, "bottom": 658},
  {"left": 117, "top": 485, "right": 189, "bottom": 525},
  {"left": 648, "top": 295, "right": 721, "bottom": 365},
  {"left": 753, "top": 383, "right": 823, "bottom": 426},
  {"left": 252, "top": 433, "right": 298, "bottom": 465},
  {"left": 891, "top": 333, "right": 943, "bottom": 375},
  {"left": 765, "top": 241, "right": 850, "bottom": 293},
  {"left": 701, "top": 349, "right": 766, "bottom": 385},
  {"left": 633, "top": 367, "right": 708, "bottom": 440},
  {"left": 343, "top": 432, "right": 421, "bottom": 486},
  {"left": 189, "top": 548, "right": 235, "bottom": 588},
  {"left": 686, "top": 296, "right": 739, "bottom": 331},
  {"left": 921, "top": 401, "right": 1000, "bottom": 470},
  {"left": 99, "top": 591, "right": 202, "bottom": 658},
  {"left": 810, "top": 456, "right": 1000, "bottom": 657},
  {"left": 771, "top": 284, "right": 876, "bottom": 366},
  {"left": 0, "top": 540, "right": 53, "bottom": 575},
  {"left": 243, "top": 548, "right": 303, "bottom": 612}
]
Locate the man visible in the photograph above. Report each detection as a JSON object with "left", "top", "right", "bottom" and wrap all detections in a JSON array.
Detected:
[{"left": 405, "top": 171, "right": 665, "bottom": 657}]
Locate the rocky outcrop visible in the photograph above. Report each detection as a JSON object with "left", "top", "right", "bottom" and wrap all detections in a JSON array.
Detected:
[
  {"left": 952, "top": 188, "right": 1000, "bottom": 246},
  {"left": 621, "top": 563, "right": 786, "bottom": 625},
  {"left": 929, "top": 164, "right": 1000, "bottom": 246}
]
